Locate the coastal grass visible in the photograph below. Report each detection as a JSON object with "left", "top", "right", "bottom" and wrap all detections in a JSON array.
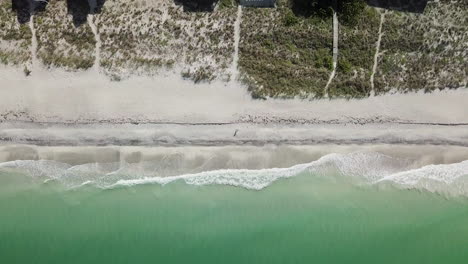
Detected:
[
  {"left": 239, "top": 1, "right": 333, "bottom": 98},
  {"left": 374, "top": 0, "right": 467, "bottom": 94},
  {"left": 99, "top": 0, "right": 235, "bottom": 81},
  {"left": 327, "top": 7, "right": 379, "bottom": 98},
  {"left": 34, "top": 1, "right": 95, "bottom": 71},
  {"left": 0, "top": 1, "right": 31, "bottom": 66},
  {"left": 0, "top": 0, "right": 466, "bottom": 97}
]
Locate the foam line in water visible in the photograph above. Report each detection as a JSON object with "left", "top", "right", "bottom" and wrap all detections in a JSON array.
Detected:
[
  {"left": 110, "top": 162, "right": 310, "bottom": 190},
  {"left": 1, "top": 152, "right": 467, "bottom": 196},
  {"left": 108, "top": 152, "right": 407, "bottom": 189},
  {"left": 377, "top": 161, "right": 468, "bottom": 196}
]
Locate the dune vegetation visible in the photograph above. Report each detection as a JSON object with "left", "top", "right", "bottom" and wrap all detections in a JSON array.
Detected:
[{"left": 0, "top": 0, "right": 466, "bottom": 98}]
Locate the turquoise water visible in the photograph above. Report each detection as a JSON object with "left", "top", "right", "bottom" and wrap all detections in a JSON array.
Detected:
[{"left": 1, "top": 169, "right": 468, "bottom": 264}]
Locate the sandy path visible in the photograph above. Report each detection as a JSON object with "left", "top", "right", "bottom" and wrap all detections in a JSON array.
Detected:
[
  {"left": 87, "top": 15, "right": 101, "bottom": 72},
  {"left": 370, "top": 10, "right": 385, "bottom": 96},
  {"left": 231, "top": 6, "right": 242, "bottom": 81},
  {"left": 324, "top": 12, "right": 339, "bottom": 96},
  {"left": 28, "top": 15, "right": 38, "bottom": 71}
]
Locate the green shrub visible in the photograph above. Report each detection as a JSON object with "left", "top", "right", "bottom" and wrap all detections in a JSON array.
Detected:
[
  {"left": 338, "top": 0, "right": 366, "bottom": 26},
  {"left": 338, "top": 58, "right": 352, "bottom": 73},
  {"left": 284, "top": 10, "right": 299, "bottom": 27},
  {"left": 219, "top": 0, "right": 233, "bottom": 9},
  {"left": 314, "top": 48, "right": 333, "bottom": 70},
  {"left": 290, "top": 0, "right": 366, "bottom": 26}
]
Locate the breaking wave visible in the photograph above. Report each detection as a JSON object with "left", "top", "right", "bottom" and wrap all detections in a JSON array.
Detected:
[{"left": 0, "top": 152, "right": 467, "bottom": 196}]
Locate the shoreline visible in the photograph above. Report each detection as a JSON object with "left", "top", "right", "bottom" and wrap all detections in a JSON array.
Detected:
[
  {"left": 1, "top": 144, "right": 467, "bottom": 167},
  {"left": 1, "top": 144, "right": 467, "bottom": 194}
]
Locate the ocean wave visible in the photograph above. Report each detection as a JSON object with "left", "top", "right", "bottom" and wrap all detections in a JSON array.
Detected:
[
  {"left": 377, "top": 161, "right": 468, "bottom": 196},
  {"left": 0, "top": 152, "right": 467, "bottom": 195}
]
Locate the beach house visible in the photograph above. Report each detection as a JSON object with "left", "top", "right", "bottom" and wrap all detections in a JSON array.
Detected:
[{"left": 239, "top": 0, "right": 276, "bottom": 8}]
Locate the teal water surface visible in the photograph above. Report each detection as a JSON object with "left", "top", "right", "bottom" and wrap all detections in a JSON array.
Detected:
[{"left": 1, "top": 171, "right": 468, "bottom": 264}]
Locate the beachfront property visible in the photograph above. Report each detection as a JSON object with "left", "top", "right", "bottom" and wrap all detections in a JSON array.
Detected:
[
  {"left": 366, "top": 0, "right": 429, "bottom": 13},
  {"left": 239, "top": 0, "right": 276, "bottom": 8}
]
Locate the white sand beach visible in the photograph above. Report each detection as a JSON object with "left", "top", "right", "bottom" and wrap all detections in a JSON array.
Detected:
[{"left": 0, "top": 66, "right": 467, "bottom": 146}]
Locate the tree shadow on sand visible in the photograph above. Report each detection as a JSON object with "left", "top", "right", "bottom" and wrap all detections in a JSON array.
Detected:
[
  {"left": 290, "top": 0, "right": 334, "bottom": 18},
  {"left": 174, "top": 0, "right": 219, "bottom": 12},
  {"left": 66, "top": 0, "right": 106, "bottom": 26},
  {"left": 12, "top": 0, "right": 49, "bottom": 24},
  {"left": 366, "top": 0, "right": 428, "bottom": 13},
  {"left": 290, "top": 0, "right": 428, "bottom": 18}
]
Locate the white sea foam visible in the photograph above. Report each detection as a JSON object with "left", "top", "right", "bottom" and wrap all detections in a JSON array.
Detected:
[
  {"left": 108, "top": 152, "right": 409, "bottom": 190},
  {"left": 0, "top": 160, "right": 71, "bottom": 179},
  {"left": 377, "top": 161, "right": 468, "bottom": 196},
  {"left": 1, "top": 151, "right": 467, "bottom": 195}
]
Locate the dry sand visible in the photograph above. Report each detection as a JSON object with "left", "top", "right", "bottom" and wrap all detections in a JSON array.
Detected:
[{"left": 0, "top": 65, "right": 467, "bottom": 147}]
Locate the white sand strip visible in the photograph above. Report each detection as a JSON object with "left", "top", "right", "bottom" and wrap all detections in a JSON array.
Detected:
[{"left": 0, "top": 66, "right": 467, "bottom": 125}]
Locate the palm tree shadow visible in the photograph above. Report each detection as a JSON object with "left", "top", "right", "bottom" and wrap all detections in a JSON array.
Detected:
[
  {"left": 173, "top": 0, "right": 219, "bottom": 12},
  {"left": 290, "top": 0, "right": 429, "bottom": 18},
  {"left": 12, "top": 0, "right": 49, "bottom": 24},
  {"left": 66, "top": 0, "right": 106, "bottom": 27},
  {"left": 366, "top": 0, "right": 429, "bottom": 13}
]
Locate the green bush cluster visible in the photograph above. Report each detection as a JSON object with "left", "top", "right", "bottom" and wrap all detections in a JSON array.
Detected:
[
  {"left": 0, "top": 0, "right": 464, "bottom": 98},
  {"left": 373, "top": 1, "right": 466, "bottom": 94},
  {"left": 337, "top": 58, "right": 351, "bottom": 73},
  {"left": 314, "top": 48, "right": 333, "bottom": 70},
  {"left": 290, "top": 0, "right": 367, "bottom": 26},
  {"left": 284, "top": 10, "right": 299, "bottom": 26},
  {"left": 219, "top": 0, "right": 234, "bottom": 9},
  {"left": 338, "top": 0, "right": 367, "bottom": 26}
]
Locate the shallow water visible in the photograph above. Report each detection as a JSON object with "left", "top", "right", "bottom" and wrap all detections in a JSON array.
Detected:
[{"left": 1, "top": 159, "right": 468, "bottom": 263}]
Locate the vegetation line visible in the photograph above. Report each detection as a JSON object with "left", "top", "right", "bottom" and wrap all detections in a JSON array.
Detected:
[
  {"left": 324, "top": 11, "right": 339, "bottom": 97},
  {"left": 370, "top": 9, "right": 385, "bottom": 96},
  {"left": 87, "top": 15, "right": 101, "bottom": 72}
]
